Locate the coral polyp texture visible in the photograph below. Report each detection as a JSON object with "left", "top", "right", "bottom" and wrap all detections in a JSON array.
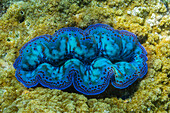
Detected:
[{"left": 13, "top": 24, "right": 148, "bottom": 95}]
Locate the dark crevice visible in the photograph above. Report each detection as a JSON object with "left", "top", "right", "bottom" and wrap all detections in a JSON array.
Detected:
[{"left": 19, "top": 16, "right": 25, "bottom": 23}]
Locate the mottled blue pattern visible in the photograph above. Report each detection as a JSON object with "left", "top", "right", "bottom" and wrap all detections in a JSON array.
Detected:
[{"left": 13, "top": 24, "right": 148, "bottom": 95}]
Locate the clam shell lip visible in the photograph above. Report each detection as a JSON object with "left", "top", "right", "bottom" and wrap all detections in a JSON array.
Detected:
[{"left": 13, "top": 23, "right": 148, "bottom": 95}]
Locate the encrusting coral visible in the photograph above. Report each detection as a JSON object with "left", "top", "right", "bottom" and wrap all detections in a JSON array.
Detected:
[{"left": 0, "top": 0, "right": 169, "bottom": 112}]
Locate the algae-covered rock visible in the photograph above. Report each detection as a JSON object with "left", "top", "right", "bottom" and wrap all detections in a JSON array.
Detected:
[{"left": 0, "top": 0, "right": 169, "bottom": 112}]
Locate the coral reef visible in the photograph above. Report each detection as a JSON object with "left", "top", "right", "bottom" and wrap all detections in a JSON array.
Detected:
[{"left": 0, "top": 0, "right": 169, "bottom": 112}]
